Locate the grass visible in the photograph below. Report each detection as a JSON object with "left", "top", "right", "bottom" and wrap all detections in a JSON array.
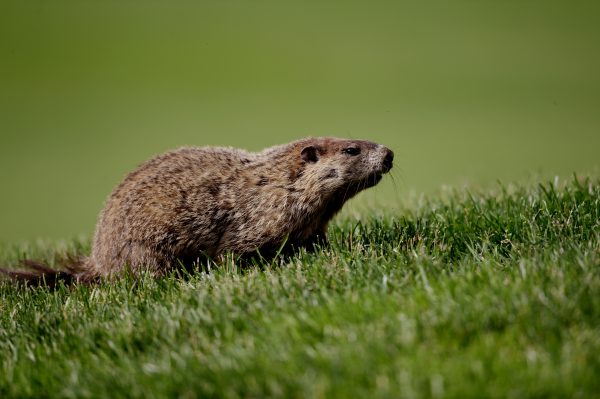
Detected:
[{"left": 1, "top": 176, "right": 599, "bottom": 398}]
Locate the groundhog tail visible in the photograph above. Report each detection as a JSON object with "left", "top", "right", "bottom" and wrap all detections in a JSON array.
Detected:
[{"left": 0, "top": 257, "right": 96, "bottom": 288}]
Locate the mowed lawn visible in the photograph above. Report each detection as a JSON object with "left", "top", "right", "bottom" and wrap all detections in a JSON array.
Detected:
[{"left": 1, "top": 177, "right": 599, "bottom": 398}]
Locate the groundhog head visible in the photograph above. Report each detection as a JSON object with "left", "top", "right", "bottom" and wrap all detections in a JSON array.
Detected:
[{"left": 297, "top": 138, "right": 394, "bottom": 197}]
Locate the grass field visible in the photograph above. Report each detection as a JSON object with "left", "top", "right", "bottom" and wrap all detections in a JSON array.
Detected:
[
  {"left": 1, "top": 176, "right": 598, "bottom": 398},
  {"left": 1, "top": 1, "right": 599, "bottom": 397}
]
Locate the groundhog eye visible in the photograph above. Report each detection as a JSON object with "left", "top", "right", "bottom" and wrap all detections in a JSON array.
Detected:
[{"left": 342, "top": 147, "right": 361, "bottom": 156}]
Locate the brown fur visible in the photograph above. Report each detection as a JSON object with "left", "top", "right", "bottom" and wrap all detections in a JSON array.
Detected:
[{"left": 3, "top": 137, "right": 393, "bottom": 284}]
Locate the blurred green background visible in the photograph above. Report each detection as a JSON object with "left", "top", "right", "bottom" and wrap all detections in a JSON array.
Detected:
[{"left": 1, "top": 1, "right": 599, "bottom": 243}]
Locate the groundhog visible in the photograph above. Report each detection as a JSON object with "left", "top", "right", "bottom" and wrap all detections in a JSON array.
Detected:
[{"left": 2, "top": 137, "right": 393, "bottom": 285}]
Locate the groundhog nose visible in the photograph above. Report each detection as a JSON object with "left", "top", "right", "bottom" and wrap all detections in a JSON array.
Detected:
[{"left": 382, "top": 149, "right": 394, "bottom": 172}]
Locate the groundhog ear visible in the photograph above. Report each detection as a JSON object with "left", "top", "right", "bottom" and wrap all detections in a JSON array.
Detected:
[{"left": 301, "top": 146, "right": 319, "bottom": 163}]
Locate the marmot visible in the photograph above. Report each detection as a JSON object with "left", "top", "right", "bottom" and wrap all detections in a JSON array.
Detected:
[{"left": 3, "top": 137, "right": 393, "bottom": 285}]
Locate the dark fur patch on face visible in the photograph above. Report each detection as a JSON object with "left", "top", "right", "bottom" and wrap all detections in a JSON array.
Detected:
[{"left": 323, "top": 169, "right": 338, "bottom": 179}]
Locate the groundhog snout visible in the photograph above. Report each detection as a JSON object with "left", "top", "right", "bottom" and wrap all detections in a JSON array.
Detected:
[{"left": 381, "top": 148, "right": 394, "bottom": 172}]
